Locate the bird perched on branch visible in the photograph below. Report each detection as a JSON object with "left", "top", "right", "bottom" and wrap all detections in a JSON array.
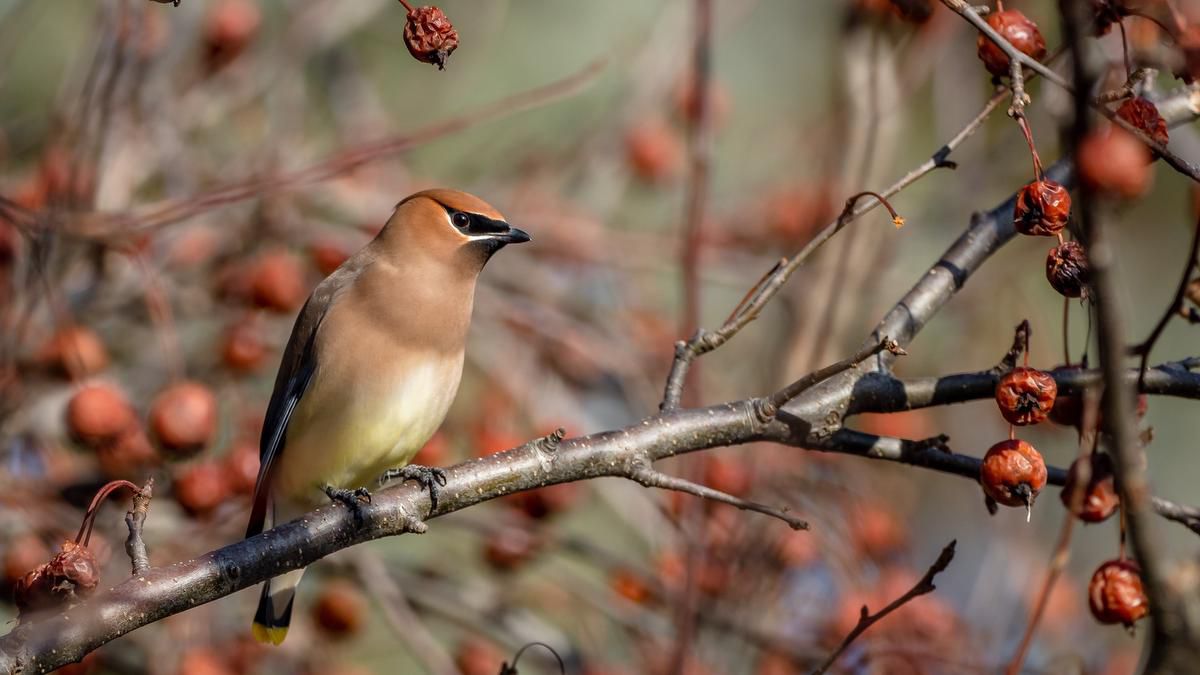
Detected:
[{"left": 245, "top": 189, "right": 530, "bottom": 645}]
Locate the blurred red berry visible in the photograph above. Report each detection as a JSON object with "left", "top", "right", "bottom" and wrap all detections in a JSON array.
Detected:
[
  {"left": 455, "top": 637, "right": 505, "bottom": 675},
  {"left": 625, "top": 123, "right": 683, "bottom": 183},
  {"left": 97, "top": 430, "right": 159, "bottom": 480},
  {"left": 977, "top": 10, "right": 1047, "bottom": 77},
  {"left": 66, "top": 384, "right": 137, "bottom": 450},
  {"left": 412, "top": 432, "right": 448, "bottom": 466},
  {"left": 1013, "top": 179, "right": 1071, "bottom": 237},
  {"left": 1078, "top": 129, "right": 1151, "bottom": 198},
  {"left": 1046, "top": 240, "right": 1091, "bottom": 298},
  {"left": 852, "top": 503, "right": 908, "bottom": 560},
  {"left": 174, "top": 462, "right": 231, "bottom": 517},
  {"left": 1089, "top": 559, "right": 1149, "bottom": 628},
  {"left": 203, "top": 0, "right": 261, "bottom": 72},
  {"left": 674, "top": 78, "right": 731, "bottom": 127},
  {"left": 994, "top": 367, "right": 1057, "bottom": 425},
  {"left": 178, "top": 648, "right": 235, "bottom": 675},
  {"left": 309, "top": 238, "right": 351, "bottom": 277},
  {"left": 703, "top": 455, "right": 751, "bottom": 497},
  {"left": 1116, "top": 97, "right": 1169, "bottom": 147},
  {"left": 403, "top": 6, "right": 459, "bottom": 69},
  {"left": 224, "top": 440, "right": 260, "bottom": 495},
  {"left": 1061, "top": 452, "right": 1120, "bottom": 523},
  {"left": 506, "top": 482, "right": 581, "bottom": 519},
  {"left": 312, "top": 579, "right": 366, "bottom": 638},
  {"left": 250, "top": 250, "right": 306, "bottom": 312},
  {"left": 980, "top": 439, "right": 1047, "bottom": 511},
  {"left": 2, "top": 534, "right": 50, "bottom": 593},
  {"left": 221, "top": 316, "right": 268, "bottom": 373},
  {"left": 483, "top": 525, "right": 540, "bottom": 571},
  {"left": 37, "top": 325, "right": 109, "bottom": 378},
  {"left": 149, "top": 381, "right": 218, "bottom": 457},
  {"left": 16, "top": 541, "right": 99, "bottom": 613},
  {"left": 610, "top": 568, "right": 653, "bottom": 604}
]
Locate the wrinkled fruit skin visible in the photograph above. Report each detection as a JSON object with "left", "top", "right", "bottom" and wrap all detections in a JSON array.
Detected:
[
  {"left": 1061, "top": 453, "right": 1119, "bottom": 522},
  {"left": 1116, "top": 97, "right": 1169, "bottom": 148},
  {"left": 977, "top": 10, "right": 1047, "bottom": 77},
  {"left": 995, "top": 367, "right": 1057, "bottom": 425},
  {"left": 15, "top": 541, "right": 99, "bottom": 614},
  {"left": 980, "top": 439, "right": 1047, "bottom": 507},
  {"left": 1046, "top": 240, "right": 1091, "bottom": 298},
  {"left": 403, "top": 6, "right": 458, "bottom": 69},
  {"left": 1014, "top": 180, "right": 1071, "bottom": 236},
  {"left": 1089, "top": 559, "right": 1149, "bottom": 627}
]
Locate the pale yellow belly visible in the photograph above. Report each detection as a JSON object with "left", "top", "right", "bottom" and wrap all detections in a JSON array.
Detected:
[{"left": 272, "top": 355, "right": 462, "bottom": 505}]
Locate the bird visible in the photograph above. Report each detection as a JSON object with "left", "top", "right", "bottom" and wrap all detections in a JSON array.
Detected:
[{"left": 244, "top": 188, "right": 529, "bottom": 645}]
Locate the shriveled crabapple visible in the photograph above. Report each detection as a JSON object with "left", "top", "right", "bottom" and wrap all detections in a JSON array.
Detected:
[
  {"left": 1014, "top": 179, "right": 1071, "bottom": 237},
  {"left": 976, "top": 10, "right": 1047, "bottom": 78},
  {"left": 994, "top": 367, "right": 1057, "bottom": 425},
  {"left": 1089, "top": 559, "right": 1149, "bottom": 629},
  {"left": 980, "top": 439, "right": 1047, "bottom": 520}
]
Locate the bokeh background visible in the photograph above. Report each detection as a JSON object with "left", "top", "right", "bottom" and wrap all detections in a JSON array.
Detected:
[{"left": 1, "top": 0, "right": 1199, "bottom": 673}]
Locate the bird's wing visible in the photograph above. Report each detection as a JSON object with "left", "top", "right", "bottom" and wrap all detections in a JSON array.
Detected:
[{"left": 245, "top": 265, "right": 359, "bottom": 539}]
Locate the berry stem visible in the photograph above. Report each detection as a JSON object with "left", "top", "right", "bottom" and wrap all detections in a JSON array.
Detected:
[
  {"left": 841, "top": 191, "right": 905, "bottom": 229},
  {"left": 75, "top": 480, "right": 142, "bottom": 546},
  {"left": 1015, "top": 115, "right": 1044, "bottom": 181},
  {"left": 1062, "top": 297, "right": 1071, "bottom": 367},
  {"left": 397, "top": 0, "right": 415, "bottom": 12},
  {"left": 1118, "top": 20, "right": 1132, "bottom": 81}
]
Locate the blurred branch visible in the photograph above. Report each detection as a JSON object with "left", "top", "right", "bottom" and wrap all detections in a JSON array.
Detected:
[
  {"left": 810, "top": 540, "right": 957, "bottom": 675},
  {"left": 1131, "top": 217, "right": 1200, "bottom": 388}
]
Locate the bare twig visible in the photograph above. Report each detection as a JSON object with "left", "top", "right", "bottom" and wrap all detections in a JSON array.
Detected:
[
  {"left": 123, "top": 478, "right": 154, "bottom": 577},
  {"left": 810, "top": 540, "right": 957, "bottom": 675},
  {"left": 938, "top": 0, "right": 1072, "bottom": 92},
  {"left": 627, "top": 464, "right": 808, "bottom": 531},
  {"left": 1131, "top": 217, "right": 1200, "bottom": 388}
]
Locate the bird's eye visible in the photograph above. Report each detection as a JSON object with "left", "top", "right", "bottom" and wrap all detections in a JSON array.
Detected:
[{"left": 452, "top": 212, "right": 470, "bottom": 228}]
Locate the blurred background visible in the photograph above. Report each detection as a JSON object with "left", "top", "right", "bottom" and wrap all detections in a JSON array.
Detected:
[{"left": 1, "top": 0, "right": 1199, "bottom": 673}]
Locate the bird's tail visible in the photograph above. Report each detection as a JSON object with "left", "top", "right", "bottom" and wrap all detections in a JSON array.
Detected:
[{"left": 251, "top": 568, "right": 304, "bottom": 645}]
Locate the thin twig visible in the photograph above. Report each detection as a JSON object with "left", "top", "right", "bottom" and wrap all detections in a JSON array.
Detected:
[
  {"left": 810, "top": 540, "right": 957, "bottom": 675},
  {"left": 626, "top": 464, "right": 808, "bottom": 531},
  {"left": 759, "top": 337, "right": 904, "bottom": 419},
  {"left": 1131, "top": 217, "right": 1200, "bottom": 388},
  {"left": 123, "top": 478, "right": 154, "bottom": 576}
]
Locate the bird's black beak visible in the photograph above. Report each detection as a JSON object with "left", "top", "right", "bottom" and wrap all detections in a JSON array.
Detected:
[{"left": 494, "top": 227, "right": 531, "bottom": 244}]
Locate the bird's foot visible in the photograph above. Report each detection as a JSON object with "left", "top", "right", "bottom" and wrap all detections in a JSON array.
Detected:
[
  {"left": 324, "top": 484, "right": 372, "bottom": 525},
  {"left": 378, "top": 465, "right": 448, "bottom": 511}
]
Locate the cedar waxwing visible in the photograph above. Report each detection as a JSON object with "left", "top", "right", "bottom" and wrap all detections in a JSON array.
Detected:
[{"left": 245, "top": 189, "right": 529, "bottom": 645}]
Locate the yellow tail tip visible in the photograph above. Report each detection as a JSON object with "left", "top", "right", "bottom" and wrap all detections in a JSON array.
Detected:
[{"left": 252, "top": 622, "right": 288, "bottom": 646}]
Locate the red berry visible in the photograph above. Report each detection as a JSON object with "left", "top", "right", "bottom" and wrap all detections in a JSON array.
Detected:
[
  {"left": 37, "top": 326, "right": 109, "bottom": 378},
  {"left": 224, "top": 440, "right": 260, "bottom": 496},
  {"left": 1089, "top": 559, "right": 1149, "bottom": 627},
  {"left": 16, "top": 541, "right": 99, "bottom": 613},
  {"left": 312, "top": 579, "right": 366, "bottom": 638},
  {"left": 482, "top": 525, "right": 540, "bottom": 571},
  {"left": 980, "top": 439, "right": 1048, "bottom": 511},
  {"left": 977, "top": 10, "right": 1047, "bottom": 77},
  {"left": 250, "top": 251, "right": 306, "bottom": 312},
  {"left": 995, "top": 367, "right": 1058, "bottom": 425},
  {"left": 1013, "top": 180, "right": 1071, "bottom": 237},
  {"left": 309, "top": 238, "right": 351, "bottom": 277},
  {"left": 851, "top": 503, "right": 908, "bottom": 560},
  {"left": 174, "top": 462, "right": 231, "bottom": 517},
  {"left": 66, "top": 385, "right": 137, "bottom": 449},
  {"left": 178, "top": 648, "right": 235, "bottom": 675},
  {"left": 625, "top": 122, "right": 683, "bottom": 183},
  {"left": 610, "top": 568, "right": 653, "bottom": 604},
  {"left": 97, "top": 430, "right": 160, "bottom": 480},
  {"left": 1078, "top": 129, "right": 1152, "bottom": 198},
  {"left": 403, "top": 6, "right": 459, "bottom": 70},
  {"left": 1061, "top": 453, "right": 1120, "bottom": 523},
  {"left": 1115, "top": 97, "right": 1169, "bottom": 147},
  {"left": 1046, "top": 240, "right": 1091, "bottom": 298},
  {"left": 203, "top": 0, "right": 261, "bottom": 72},
  {"left": 149, "top": 382, "right": 218, "bottom": 457},
  {"left": 455, "top": 637, "right": 505, "bottom": 675},
  {"left": 674, "top": 78, "right": 731, "bottom": 127},
  {"left": 220, "top": 316, "right": 268, "bottom": 373}
]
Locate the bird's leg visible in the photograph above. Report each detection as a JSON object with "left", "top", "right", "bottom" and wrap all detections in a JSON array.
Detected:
[
  {"left": 378, "top": 465, "right": 448, "bottom": 511},
  {"left": 323, "top": 484, "right": 372, "bottom": 525}
]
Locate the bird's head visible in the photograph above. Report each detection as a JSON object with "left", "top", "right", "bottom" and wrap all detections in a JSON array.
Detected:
[{"left": 379, "top": 189, "right": 530, "bottom": 275}]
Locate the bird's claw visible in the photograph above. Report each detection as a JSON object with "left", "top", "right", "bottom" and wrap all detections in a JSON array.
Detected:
[
  {"left": 324, "top": 484, "right": 372, "bottom": 525},
  {"left": 378, "top": 465, "right": 448, "bottom": 511}
]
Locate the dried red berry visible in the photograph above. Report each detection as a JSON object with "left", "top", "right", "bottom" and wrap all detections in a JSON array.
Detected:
[
  {"left": 174, "top": 461, "right": 231, "bottom": 517},
  {"left": 977, "top": 10, "right": 1047, "bottom": 78},
  {"left": 1078, "top": 129, "right": 1151, "bottom": 198},
  {"left": 1014, "top": 180, "right": 1071, "bottom": 236},
  {"left": 1050, "top": 380, "right": 1148, "bottom": 431},
  {"left": 995, "top": 367, "right": 1058, "bottom": 425},
  {"left": 1116, "top": 97, "right": 1169, "bottom": 148},
  {"left": 403, "top": 6, "right": 458, "bottom": 70},
  {"left": 66, "top": 384, "right": 137, "bottom": 449},
  {"left": 149, "top": 381, "right": 218, "bottom": 457},
  {"left": 1046, "top": 240, "right": 1091, "bottom": 298},
  {"left": 980, "top": 439, "right": 1048, "bottom": 513},
  {"left": 1061, "top": 453, "right": 1119, "bottom": 522},
  {"left": 312, "top": 579, "right": 366, "bottom": 638},
  {"left": 250, "top": 251, "right": 306, "bottom": 312},
  {"left": 17, "top": 541, "right": 100, "bottom": 613},
  {"left": 625, "top": 122, "right": 683, "bottom": 183},
  {"left": 1089, "top": 559, "right": 1149, "bottom": 627}
]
